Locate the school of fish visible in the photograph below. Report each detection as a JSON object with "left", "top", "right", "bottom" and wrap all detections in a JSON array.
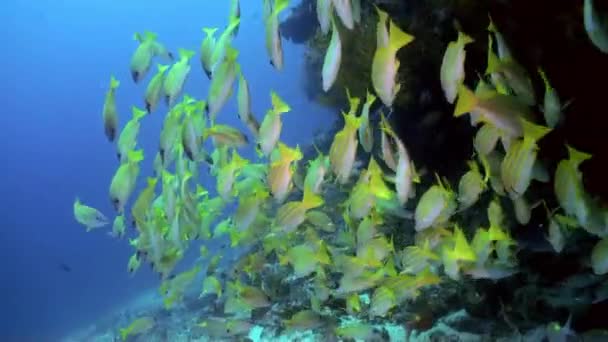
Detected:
[{"left": 74, "top": 0, "right": 608, "bottom": 339}]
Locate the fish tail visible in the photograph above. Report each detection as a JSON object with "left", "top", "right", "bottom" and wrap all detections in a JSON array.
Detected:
[
  {"left": 110, "top": 75, "right": 120, "bottom": 89},
  {"left": 132, "top": 106, "right": 147, "bottom": 120},
  {"left": 178, "top": 48, "right": 196, "bottom": 61},
  {"left": 388, "top": 20, "right": 414, "bottom": 52},
  {"left": 458, "top": 31, "right": 474, "bottom": 45},
  {"left": 270, "top": 91, "right": 291, "bottom": 114},
  {"left": 203, "top": 27, "right": 218, "bottom": 36},
  {"left": 157, "top": 64, "right": 170, "bottom": 73},
  {"left": 454, "top": 85, "right": 477, "bottom": 117},
  {"left": 273, "top": 0, "right": 290, "bottom": 15},
  {"left": 566, "top": 145, "right": 592, "bottom": 166},
  {"left": 521, "top": 119, "right": 551, "bottom": 142},
  {"left": 302, "top": 186, "right": 324, "bottom": 209}
]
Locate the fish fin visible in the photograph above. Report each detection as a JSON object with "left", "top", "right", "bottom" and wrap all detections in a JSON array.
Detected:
[
  {"left": 157, "top": 64, "right": 170, "bottom": 73},
  {"left": 273, "top": 0, "right": 290, "bottom": 15},
  {"left": 566, "top": 145, "right": 592, "bottom": 166},
  {"left": 270, "top": 90, "right": 291, "bottom": 114},
  {"left": 128, "top": 149, "right": 144, "bottom": 163},
  {"left": 302, "top": 187, "right": 324, "bottom": 209},
  {"left": 454, "top": 85, "right": 478, "bottom": 117},
  {"left": 144, "top": 31, "right": 158, "bottom": 41},
  {"left": 178, "top": 48, "right": 196, "bottom": 61},
  {"left": 203, "top": 27, "right": 219, "bottom": 36},
  {"left": 457, "top": 31, "right": 474, "bottom": 45},
  {"left": 132, "top": 106, "right": 147, "bottom": 120},
  {"left": 388, "top": 20, "right": 415, "bottom": 52},
  {"left": 521, "top": 119, "right": 551, "bottom": 142},
  {"left": 110, "top": 75, "right": 120, "bottom": 89}
]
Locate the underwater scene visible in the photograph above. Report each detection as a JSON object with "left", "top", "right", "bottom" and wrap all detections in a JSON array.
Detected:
[{"left": 4, "top": 0, "right": 608, "bottom": 341}]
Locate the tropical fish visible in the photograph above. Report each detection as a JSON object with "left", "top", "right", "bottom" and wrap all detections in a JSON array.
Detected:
[
  {"left": 204, "top": 124, "right": 248, "bottom": 148},
  {"left": 415, "top": 176, "right": 457, "bottom": 231},
  {"left": 237, "top": 72, "right": 259, "bottom": 138},
  {"left": 119, "top": 316, "right": 155, "bottom": 341},
  {"left": 164, "top": 49, "right": 195, "bottom": 106},
  {"left": 258, "top": 91, "right": 291, "bottom": 156},
  {"left": 322, "top": 19, "right": 342, "bottom": 92},
  {"left": 73, "top": 198, "right": 109, "bottom": 231},
  {"left": 329, "top": 111, "right": 362, "bottom": 184},
  {"left": 111, "top": 215, "right": 126, "bottom": 238},
  {"left": 358, "top": 91, "right": 376, "bottom": 153},
  {"left": 209, "top": 18, "right": 240, "bottom": 73},
  {"left": 207, "top": 47, "right": 240, "bottom": 122},
  {"left": 331, "top": 0, "right": 354, "bottom": 30},
  {"left": 486, "top": 48, "right": 535, "bottom": 106},
  {"left": 316, "top": 0, "right": 333, "bottom": 34},
  {"left": 117, "top": 106, "right": 146, "bottom": 163},
  {"left": 372, "top": 17, "right": 414, "bottom": 107},
  {"left": 440, "top": 31, "right": 474, "bottom": 104},
  {"left": 538, "top": 68, "right": 567, "bottom": 128},
  {"left": 200, "top": 27, "right": 218, "bottom": 78},
  {"left": 268, "top": 143, "right": 302, "bottom": 202},
  {"left": 554, "top": 145, "right": 593, "bottom": 227},
  {"left": 144, "top": 64, "right": 169, "bottom": 113},
  {"left": 229, "top": 0, "right": 241, "bottom": 36},
  {"left": 500, "top": 119, "right": 551, "bottom": 199},
  {"left": 275, "top": 187, "right": 324, "bottom": 233},
  {"left": 102, "top": 76, "right": 120, "bottom": 142},
  {"left": 130, "top": 32, "right": 172, "bottom": 83},
  {"left": 283, "top": 310, "right": 324, "bottom": 331},
  {"left": 217, "top": 150, "right": 249, "bottom": 202},
  {"left": 127, "top": 253, "right": 141, "bottom": 275},
  {"left": 457, "top": 159, "right": 488, "bottom": 210},
  {"left": 584, "top": 0, "right": 608, "bottom": 53},
  {"left": 264, "top": 0, "right": 290, "bottom": 70},
  {"left": 455, "top": 85, "right": 532, "bottom": 138},
  {"left": 109, "top": 149, "right": 144, "bottom": 213},
  {"left": 303, "top": 151, "right": 330, "bottom": 194}
]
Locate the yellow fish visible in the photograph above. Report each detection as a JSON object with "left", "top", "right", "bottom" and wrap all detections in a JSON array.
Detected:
[
  {"left": 322, "top": 19, "right": 341, "bottom": 92},
  {"left": 102, "top": 76, "right": 120, "bottom": 142},
  {"left": 371, "top": 18, "right": 414, "bottom": 107},
  {"left": 109, "top": 149, "right": 144, "bottom": 213},
  {"left": 440, "top": 31, "right": 474, "bottom": 104},
  {"left": 73, "top": 198, "right": 109, "bottom": 231},
  {"left": 329, "top": 111, "right": 362, "bottom": 184},
  {"left": 258, "top": 90, "right": 291, "bottom": 156},
  {"left": 268, "top": 143, "right": 302, "bottom": 202}
]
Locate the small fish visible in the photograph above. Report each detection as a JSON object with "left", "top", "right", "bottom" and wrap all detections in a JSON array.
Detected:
[
  {"left": 500, "top": 119, "right": 551, "bottom": 199},
  {"left": 316, "top": 0, "right": 333, "bottom": 34},
  {"left": 283, "top": 310, "right": 324, "bottom": 331},
  {"left": 144, "top": 64, "right": 169, "bottom": 113},
  {"left": 209, "top": 18, "right": 240, "bottom": 73},
  {"left": 331, "top": 0, "right": 354, "bottom": 30},
  {"left": 258, "top": 90, "right": 291, "bottom": 156},
  {"left": 415, "top": 176, "right": 457, "bottom": 231},
  {"left": 486, "top": 50, "right": 535, "bottom": 106},
  {"left": 473, "top": 123, "right": 501, "bottom": 156},
  {"left": 370, "top": 285, "right": 397, "bottom": 317},
  {"left": 117, "top": 106, "right": 146, "bottom": 163},
  {"left": 229, "top": 0, "right": 241, "bottom": 37},
  {"left": 102, "top": 76, "right": 120, "bottom": 142},
  {"left": 131, "top": 177, "right": 158, "bottom": 227},
  {"left": 127, "top": 253, "right": 141, "bottom": 275},
  {"left": 201, "top": 275, "right": 222, "bottom": 297},
  {"left": 111, "top": 215, "right": 126, "bottom": 238},
  {"left": 264, "top": 0, "right": 290, "bottom": 70},
  {"left": 73, "top": 198, "right": 109, "bottom": 231},
  {"left": 207, "top": 47, "right": 240, "bottom": 122},
  {"left": 457, "top": 159, "right": 488, "bottom": 211},
  {"left": 109, "top": 149, "right": 144, "bottom": 213},
  {"left": 204, "top": 124, "right": 249, "bottom": 148},
  {"left": 554, "top": 145, "right": 593, "bottom": 227},
  {"left": 237, "top": 72, "right": 260, "bottom": 138},
  {"left": 538, "top": 68, "right": 567, "bottom": 128},
  {"left": 303, "top": 151, "right": 330, "bottom": 194},
  {"left": 200, "top": 27, "right": 218, "bottom": 78},
  {"left": 322, "top": 19, "right": 342, "bottom": 92},
  {"left": 119, "top": 316, "right": 155, "bottom": 341},
  {"left": 268, "top": 143, "right": 302, "bottom": 202},
  {"left": 164, "top": 49, "right": 195, "bottom": 106},
  {"left": 372, "top": 17, "right": 414, "bottom": 107},
  {"left": 181, "top": 107, "right": 203, "bottom": 161},
  {"left": 130, "top": 32, "right": 172, "bottom": 83},
  {"left": 379, "top": 111, "right": 398, "bottom": 171},
  {"left": 440, "top": 31, "right": 474, "bottom": 104},
  {"left": 329, "top": 110, "right": 362, "bottom": 184},
  {"left": 454, "top": 85, "right": 532, "bottom": 138},
  {"left": 584, "top": 0, "right": 608, "bottom": 53},
  {"left": 591, "top": 237, "right": 608, "bottom": 275},
  {"left": 217, "top": 150, "right": 249, "bottom": 202},
  {"left": 441, "top": 226, "right": 477, "bottom": 280},
  {"left": 358, "top": 91, "right": 376, "bottom": 153},
  {"left": 487, "top": 16, "right": 513, "bottom": 61},
  {"left": 275, "top": 187, "right": 324, "bottom": 233}
]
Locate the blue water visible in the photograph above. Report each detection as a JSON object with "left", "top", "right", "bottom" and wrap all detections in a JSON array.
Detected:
[{"left": 1, "top": 0, "right": 329, "bottom": 340}]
